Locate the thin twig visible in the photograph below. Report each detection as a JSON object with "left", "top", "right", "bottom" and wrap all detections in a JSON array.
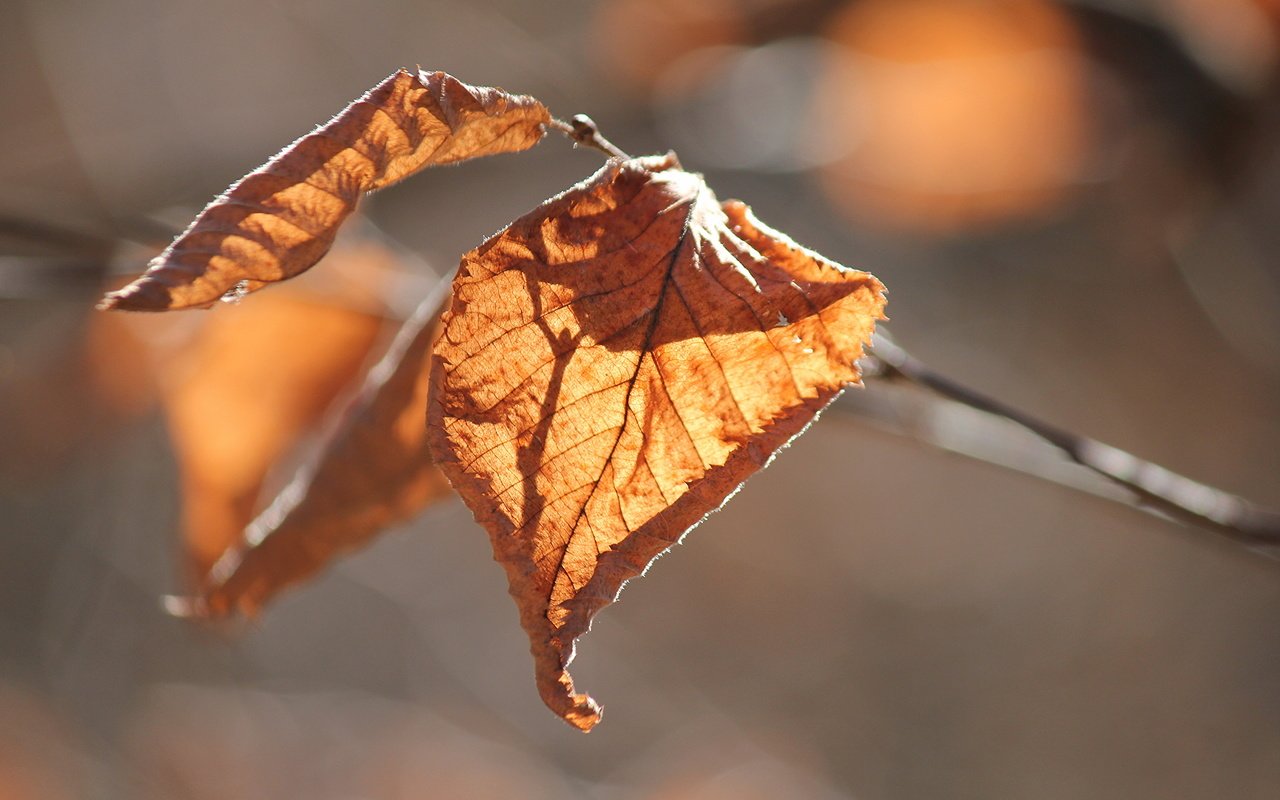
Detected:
[
  {"left": 0, "top": 212, "right": 174, "bottom": 253},
  {"left": 548, "top": 115, "right": 631, "bottom": 160},
  {"left": 860, "top": 333, "right": 1280, "bottom": 553},
  {"left": 0, "top": 213, "right": 117, "bottom": 254}
]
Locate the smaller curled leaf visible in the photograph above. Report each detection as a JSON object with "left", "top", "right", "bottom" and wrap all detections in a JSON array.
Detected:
[{"left": 101, "top": 70, "right": 550, "bottom": 311}]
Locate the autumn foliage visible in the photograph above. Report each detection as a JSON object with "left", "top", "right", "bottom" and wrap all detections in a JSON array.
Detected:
[
  {"left": 100, "top": 70, "right": 549, "bottom": 312},
  {"left": 103, "top": 69, "right": 886, "bottom": 731}
]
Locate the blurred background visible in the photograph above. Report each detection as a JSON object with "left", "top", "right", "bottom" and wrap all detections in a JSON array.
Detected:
[{"left": 2, "top": 0, "right": 1279, "bottom": 797}]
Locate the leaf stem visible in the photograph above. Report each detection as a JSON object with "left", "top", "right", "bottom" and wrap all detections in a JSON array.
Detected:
[
  {"left": 549, "top": 115, "right": 631, "bottom": 160},
  {"left": 858, "top": 333, "right": 1280, "bottom": 555}
]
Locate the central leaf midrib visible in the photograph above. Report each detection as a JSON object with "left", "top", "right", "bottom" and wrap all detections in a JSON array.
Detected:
[{"left": 547, "top": 199, "right": 696, "bottom": 612}]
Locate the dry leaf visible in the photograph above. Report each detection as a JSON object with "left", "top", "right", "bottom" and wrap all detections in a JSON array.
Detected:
[
  {"left": 161, "top": 293, "right": 387, "bottom": 583},
  {"left": 100, "top": 69, "right": 550, "bottom": 311},
  {"left": 192, "top": 290, "right": 454, "bottom": 618},
  {"left": 428, "top": 154, "right": 886, "bottom": 730}
]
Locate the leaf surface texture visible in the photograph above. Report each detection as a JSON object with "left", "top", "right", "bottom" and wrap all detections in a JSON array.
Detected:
[
  {"left": 101, "top": 70, "right": 549, "bottom": 311},
  {"left": 428, "top": 154, "right": 887, "bottom": 730}
]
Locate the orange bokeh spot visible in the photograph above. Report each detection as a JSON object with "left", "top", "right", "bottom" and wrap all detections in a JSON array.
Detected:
[
  {"left": 590, "top": 0, "right": 748, "bottom": 96},
  {"left": 813, "top": 0, "right": 1090, "bottom": 232}
]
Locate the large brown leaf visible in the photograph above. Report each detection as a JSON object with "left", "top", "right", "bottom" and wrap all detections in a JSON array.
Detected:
[
  {"left": 100, "top": 69, "right": 550, "bottom": 311},
  {"left": 190, "top": 289, "right": 454, "bottom": 618},
  {"left": 428, "top": 154, "right": 887, "bottom": 730}
]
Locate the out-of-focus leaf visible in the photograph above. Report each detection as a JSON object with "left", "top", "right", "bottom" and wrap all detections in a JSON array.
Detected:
[
  {"left": 161, "top": 293, "right": 387, "bottom": 583},
  {"left": 191, "top": 289, "right": 454, "bottom": 618},
  {"left": 428, "top": 154, "right": 886, "bottom": 730}
]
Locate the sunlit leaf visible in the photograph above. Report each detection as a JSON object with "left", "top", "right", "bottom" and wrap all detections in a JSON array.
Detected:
[
  {"left": 428, "top": 154, "right": 886, "bottom": 729},
  {"left": 101, "top": 69, "right": 550, "bottom": 311}
]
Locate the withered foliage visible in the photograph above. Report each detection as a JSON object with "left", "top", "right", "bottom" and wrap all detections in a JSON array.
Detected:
[
  {"left": 194, "top": 292, "right": 453, "bottom": 618},
  {"left": 161, "top": 294, "right": 388, "bottom": 583},
  {"left": 101, "top": 70, "right": 549, "bottom": 311},
  {"left": 429, "top": 155, "right": 885, "bottom": 729},
  {"left": 102, "top": 71, "right": 886, "bottom": 731}
]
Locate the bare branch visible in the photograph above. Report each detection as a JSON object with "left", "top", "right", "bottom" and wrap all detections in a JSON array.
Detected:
[{"left": 848, "top": 333, "right": 1280, "bottom": 556}]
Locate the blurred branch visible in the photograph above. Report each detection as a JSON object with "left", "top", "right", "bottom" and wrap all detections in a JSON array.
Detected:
[
  {"left": 0, "top": 213, "right": 117, "bottom": 255},
  {"left": 0, "top": 212, "right": 181, "bottom": 299},
  {"left": 0, "top": 211, "right": 176, "bottom": 252},
  {"left": 0, "top": 256, "right": 111, "bottom": 297},
  {"left": 848, "top": 333, "right": 1280, "bottom": 557}
]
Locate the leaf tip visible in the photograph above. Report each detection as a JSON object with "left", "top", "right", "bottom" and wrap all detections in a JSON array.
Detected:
[
  {"left": 532, "top": 645, "right": 604, "bottom": 731},
  {"left": 97, "top": 277, "right": 154, "bottom": 310},
  {"left": 97, "top": 277, "right": 172, "bottom": 312}
]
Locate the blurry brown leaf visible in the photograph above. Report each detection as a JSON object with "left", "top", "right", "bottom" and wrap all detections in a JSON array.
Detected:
[
  {"left": 100, "top": 69, "right": 550, "bottom": 311},
  {"left": 591, "top": 0, "right": 748, "bottom": 96},
  {"left": 161, "top": 293, "right": 387, "bottom": 584},
  {"left": 428, "top": 154, "right": 886, "bottom": 730},
  {"left": 814, "top": 0, "right": 1087, "bottom": 231},
  {"left": 192, "top": 289, "right": 454, "bottom": 618}
]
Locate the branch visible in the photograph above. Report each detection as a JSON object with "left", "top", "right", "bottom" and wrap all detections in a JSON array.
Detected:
[
  {"left": 548, "top": 115, "right": 631, "bottom": 160},
  {"left": 0, "top": 211, "right": 174, "bottom": 253},
  {"left": 846, "top": 332, "right": 1280, "bottom": 556}
]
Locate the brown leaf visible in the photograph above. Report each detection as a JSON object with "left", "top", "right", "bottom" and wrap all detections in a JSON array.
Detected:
[
  {"left": 192, "top": 289, "right": 454, "bottom": 618},
  {"left": 427, "top": 154, "right": 887, "bottom": 730},
  {"left": 160, "top": 293, "right": 388, "bottom": 584},
  {"left": 99, "top": 69, "right": 550, "bottom": 311}
]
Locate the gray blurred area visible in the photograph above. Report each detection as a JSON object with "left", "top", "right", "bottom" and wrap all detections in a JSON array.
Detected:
[{"left": 2, "top": 1, "right": 1279, "bottom": 798}]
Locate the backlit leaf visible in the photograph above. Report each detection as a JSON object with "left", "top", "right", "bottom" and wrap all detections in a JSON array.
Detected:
[
  {"left": 100, "top": 69, "right": 550, "bottom": 311},
  {"left": 428, "top": 154, "right": 886, "bottom": 730}
]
